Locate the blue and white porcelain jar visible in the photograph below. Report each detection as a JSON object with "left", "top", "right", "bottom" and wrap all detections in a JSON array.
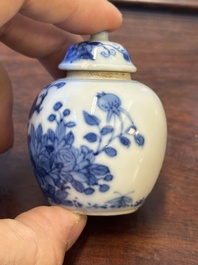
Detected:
[{"left": 28, "top": 31, "right": 167, "bottom": 215}]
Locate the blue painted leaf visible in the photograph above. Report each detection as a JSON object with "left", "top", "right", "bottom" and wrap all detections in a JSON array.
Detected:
[
  {"left": 104, "top": 174, "right": 113, "bottom": 181},
  {"left": 64, "top": 200, "right": 74, "bottom": 206},
  {"left": 56, "top": 190, "right": 68, "bottom": 200},
  {"left": 54, "top": 82, "right": 65, "bottom": 89},
  {"left": 123, "top": 51, "right": 131, "bottom": 62},
  {"left": 56, "top": 121, "right": 65, "bottom": 140},
  {"left": 42, "top": 135, "right": 47, "bottom": 145},
  {"left": 48, "top": 114, "right": 56, "bottom": 122},
  {"left": 86, "top": 174, "right": 98, "bottom": 185},
  {"left": 36, "top": 124, "right": 43, "bottom": 141},
  {"left": 53, "top": 178, "right": 63, "bottom": 188},
  {"left": 50, "top": 168, "right": 60, "bottom": 179},
  {"left": 45, "top": 145, "right": 54, "bottom": 154},
  {"left": 99, "top": 184, "right": 110, "bottom": 192},
  {"left": 84, "top": 133, "right": 97, "bottom": 143},
  {"left": 80, "top": 52, "right": 94, "bottom": 60},
  {"left": 30, "top": 124, "right": 36, "bottom": 143},
  {"left": 71, "top": 180, "right": 84, "bottom": 193},
  {"left": 53, "top": 102, "right": 63, "bottom": 111},
  {"left": 119, "top": 136, "right": 131, "bottom": 147},
  {"left": 84, "top": 188, "right": 95, "bottom": 195},
  {"left": 60, "top": 172, "right": 73, "bottom": 182},
  {"left": 100, "top": 126, "right": 114, "bottom": 135},
  {"left": 66, "top": 121, "right": 76, "bottom": 128},
  {"left": 104, "top": 147, "right": 117, "bottom": 157},
  {"left": 56, "top": 139, "right": 66, "bottom": 150},
  {"left": 37, "top": 167, "right": 48, "bottom": 179},
  {"left": 47, "top": 129, "right": 55, "bottom": 142},
  {"left": 83, "top": 111, "right": 100, "bottom": 126},
  {"left": 63, "top": 109, "right": 70, "bottom": 116},
  {"left": 134, "top": 134, "right": 145, "bottom": 146},
  {"left": 47, "top": 185, "right": 55, "bottom": 195},
  {"left": 89, "top": 164, "right": 110, "bottom": 176},
  {"left": 65, "top": 131, "right": 75, "bottom": 145}
]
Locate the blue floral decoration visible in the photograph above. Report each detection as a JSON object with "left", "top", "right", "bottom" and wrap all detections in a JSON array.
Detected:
[
  {"left": 83, "top": 92, "right": 145, "bottom": 157},
  {"left": 77, "top": 193, "right": 145, "bottom": 210},
  {"left": 28, "top": 83, "right": 145, "bottom": 210},
  {"left": 64, "top": 41, "right": 131, "bottom": 63},
  {"left": 29, "top": 81, "right": 66, "bottom": 119}
]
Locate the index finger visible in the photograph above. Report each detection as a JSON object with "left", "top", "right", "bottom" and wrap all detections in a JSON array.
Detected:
[{"left": 0, "top": 0, "right": 122, "bottom": 34}]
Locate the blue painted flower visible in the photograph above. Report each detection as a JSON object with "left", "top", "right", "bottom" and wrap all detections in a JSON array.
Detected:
[
  {"left": 58, "top": 145, "right": 110, "bottom": 194},
  {"left": 97, "top": 92, "right": 121, "bottom": 122},
  {"left": 58, "top": 145, "right": 95, "bottom": 172},
  {"left": 29, "top": 116, "right": 112, "bottom": 200},
  {"left": 65, "top": 42, "right": 97, "bottom": 63},
  {"left": 28, "top": 125, "right": 61, "bottom": 187}
]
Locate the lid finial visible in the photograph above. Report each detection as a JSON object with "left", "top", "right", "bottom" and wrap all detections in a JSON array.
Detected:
[{"left": 90, "top": 31, "right": 109, "bottom": 41}]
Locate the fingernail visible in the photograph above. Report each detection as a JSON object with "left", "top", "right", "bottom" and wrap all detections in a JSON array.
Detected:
[{"left": 67, "top": 213, "right": 87, "bottom": 250}]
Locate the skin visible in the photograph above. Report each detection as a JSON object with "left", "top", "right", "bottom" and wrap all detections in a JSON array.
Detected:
[{"left": 0, "top": 1, "right": 122, "bottom": 264}]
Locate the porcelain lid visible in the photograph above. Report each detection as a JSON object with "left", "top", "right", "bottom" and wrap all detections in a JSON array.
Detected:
[{"left": 58, "top": 31, "right": 137, "bottom": 73}]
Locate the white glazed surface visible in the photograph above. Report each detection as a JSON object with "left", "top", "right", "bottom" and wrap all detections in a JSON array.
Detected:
[{"left": 28, "top": 77, "right": 167, "bottom": 215}]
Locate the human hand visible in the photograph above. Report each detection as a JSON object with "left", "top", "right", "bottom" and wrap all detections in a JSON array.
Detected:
[
  {"left": 0, "top": 0, "right": 122, "bottom": 152},
  {"left": 0, "top": 206, "right": 87, "bottom": 264},
  {"left": 0, "top": 1, "right": 122, "bottom": 264}
]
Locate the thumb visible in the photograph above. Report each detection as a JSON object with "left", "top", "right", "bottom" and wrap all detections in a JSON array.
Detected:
[{"left": 0, "top": 206, "right": 87, "bottom": 265}]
